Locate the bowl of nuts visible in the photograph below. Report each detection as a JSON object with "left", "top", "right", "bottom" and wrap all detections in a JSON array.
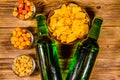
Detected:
[
  {"left": 12, "top": 54, "right": 36, "bottom": 77},
  {"left": 11, "top": 27, "right": 34, "bottom": 50},
  {"left": 47, "top": 2, "right": 90, "bottom": 44}
]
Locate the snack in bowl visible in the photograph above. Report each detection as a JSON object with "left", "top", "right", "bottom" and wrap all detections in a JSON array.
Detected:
[
  {"left": 11, "top": 27, "right": 34, "bottom": 49},
  {"left": 13, "top": 0, "right": 36, "bottom": 20},
  {"left": 48, "top": 3, "right": 90, "bottom": 44},
  {"left": 12, "top": 55, "right": 36, "bottom": 77}
]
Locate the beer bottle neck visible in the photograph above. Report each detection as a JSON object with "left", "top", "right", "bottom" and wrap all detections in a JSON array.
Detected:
[
  {"left": 87, "top": 18, "right": 103, "bottom": 41},
  {"left": 36, "top": 14, "right": 49, "bottom": 36}
]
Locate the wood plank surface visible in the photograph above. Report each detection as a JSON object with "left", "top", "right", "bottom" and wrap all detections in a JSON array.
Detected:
[{"left": 0, "top": 0, "right": 120, "bottom": 80}]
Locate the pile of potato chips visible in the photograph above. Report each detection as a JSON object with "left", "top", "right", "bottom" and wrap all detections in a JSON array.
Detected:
[{"left": 49, "top": 3, "right": 90, "bottom": 44}]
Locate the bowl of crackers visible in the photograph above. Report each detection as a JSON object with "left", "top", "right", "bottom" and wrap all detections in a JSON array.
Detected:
[
  {"left": 11, "top": 27, "right": 34, "bottom": 50},
  {"left": 12, "top": 0, "right": 36, "bottom": 20}
]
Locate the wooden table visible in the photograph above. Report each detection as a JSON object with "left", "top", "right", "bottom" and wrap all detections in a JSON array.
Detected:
[{"left": 0, "top": 0, "right": 120, "bottom": 80}]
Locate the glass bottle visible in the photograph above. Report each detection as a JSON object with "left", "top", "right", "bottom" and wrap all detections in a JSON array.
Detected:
[
  {"left": 66, "top": 18, "right": 103, "bottom": 80},
  {"left": 35, "top": 14, "right": 62, "bottom": 80}
]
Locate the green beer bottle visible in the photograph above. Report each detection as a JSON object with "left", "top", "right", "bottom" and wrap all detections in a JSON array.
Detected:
[
  {"left": 35, "top": 14, "right": 62, "bottom": 80},
  {"left": 66, "top": 18, "right": 103, "bottom": 80}
]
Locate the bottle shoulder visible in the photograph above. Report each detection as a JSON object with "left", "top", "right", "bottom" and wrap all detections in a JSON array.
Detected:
[
  {"left": 37, "top": 36, "right": 53, "bottom": 43},
  {"left": 81, "top": 38, "right": 99, "bottom": 48}
]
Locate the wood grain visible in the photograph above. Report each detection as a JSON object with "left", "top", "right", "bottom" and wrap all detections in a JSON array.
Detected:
[{"left": 0, "top": 0, "right": 120, "bottom": 80}]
